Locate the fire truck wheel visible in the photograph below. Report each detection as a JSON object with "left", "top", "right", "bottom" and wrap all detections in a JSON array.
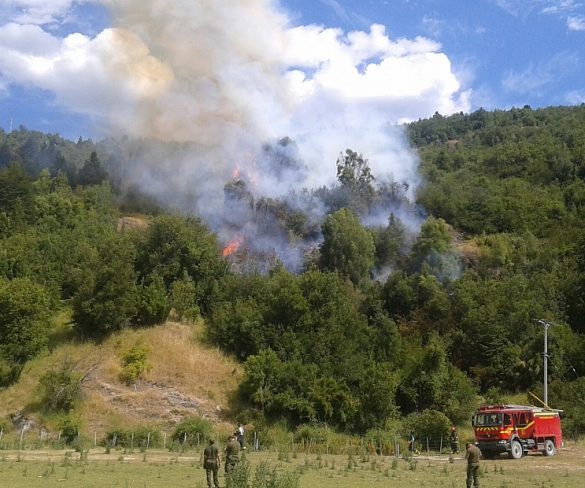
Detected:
[
  {"left": 509, "top": 440, "right": 523, "bottom": 459},
  {"left": 543, "top": 439, "right": 556, "bottom": 456}
]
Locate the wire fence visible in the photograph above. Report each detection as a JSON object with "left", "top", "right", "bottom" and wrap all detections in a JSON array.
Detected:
[{"left": 0, "top": 427, "right": 581, "bottom": 455}]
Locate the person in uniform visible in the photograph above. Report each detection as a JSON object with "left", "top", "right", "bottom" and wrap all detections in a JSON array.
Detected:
[
  {"left": 465, "top": 442, "right": 481, "bottom": 488},
  {"left": 225, "top": 434, "right": 241, "bottom": 480},
  {"left": 450, "top": 426, "right": 459, "bottom": 454},
  {"left": 203, "top": 438, "right": 220, "bottom": 488}
]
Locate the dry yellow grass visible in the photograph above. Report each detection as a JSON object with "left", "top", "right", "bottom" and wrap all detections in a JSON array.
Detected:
[{"left": 0, "top": 320, "right": 242, "bottom": 438}]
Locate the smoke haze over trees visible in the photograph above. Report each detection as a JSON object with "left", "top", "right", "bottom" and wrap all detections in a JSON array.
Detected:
[{"left": 1, "top": 104, "right": 585, "bottom": 434}]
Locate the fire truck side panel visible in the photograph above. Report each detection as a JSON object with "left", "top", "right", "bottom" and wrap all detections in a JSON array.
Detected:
[{"left": 533, "top": 413, "right": 563, "bottom": 448}]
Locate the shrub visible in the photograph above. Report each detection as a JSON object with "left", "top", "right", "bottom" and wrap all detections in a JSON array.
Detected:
[
  {"left": 294, "top": 424, "right": 329, "bottom": 444},
  {"left": 106, "top": 427, "right": 161, "bottom": 448},
  {"left": 169, "top": 277, "right": 200, "bottom": 322},
  {"left": 57, "top": 416, "right": 81, "bottom": 445},
  {"left": 403, "top": 409, "right": 451, "bottom": 443},
  {"left": 253, "top": 460, "right": 301, "bottom": 488},
  {"left": 364, "top": 425, "right": 401, "bottom": 456},
  {"left": 171, "top": 416, "right": 212, "bottom": 447},
  {"left": 119, "top": 342, "right": 151, "bottom": 385},
  {"left": 37, "top": 359, "right": 82, "bottom": 412}
]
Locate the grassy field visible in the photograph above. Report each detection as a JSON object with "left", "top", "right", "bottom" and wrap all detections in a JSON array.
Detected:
[{"left": 0, "top": 443, "right": 583, "bottom": 488}]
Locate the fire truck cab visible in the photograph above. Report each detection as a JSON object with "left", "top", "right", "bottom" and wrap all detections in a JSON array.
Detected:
[{"left": 472, "top": 404, "right": 562, "bottom": 459}]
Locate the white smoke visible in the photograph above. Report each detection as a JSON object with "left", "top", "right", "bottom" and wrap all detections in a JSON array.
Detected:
[{"left": 0, "top": 0, "right": 471, "bottom": 268}]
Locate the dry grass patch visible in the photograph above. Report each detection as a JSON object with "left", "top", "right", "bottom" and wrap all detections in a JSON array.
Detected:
[{"left": 0, "top": 321, "right": 242, "bottom": 439}]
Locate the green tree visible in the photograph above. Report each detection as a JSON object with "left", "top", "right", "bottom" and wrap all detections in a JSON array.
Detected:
[
  {"left": 77, "top": 151, "right": 108, "bottom": 186},
  {"left": 71, "top": 232, "right": 139, "bottom": 338},
  {"left": 134, "top": 215, "right": 227, "bottom": 314},
  {"left": 319, "top": 208, "right": 375, "bottom": 284},
  {"left": 0, "top": 277, "right": 53, "bottom": 363},
  {"left": 336, "top": 149, "right": 376, "bottom": 215}
]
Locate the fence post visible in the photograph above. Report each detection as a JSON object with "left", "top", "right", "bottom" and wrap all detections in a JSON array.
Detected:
[
  {"left": 163, "top": 431, "right": 167, "bottom": 449},
  {"left": 394, "top": 436, "right": 399, "bottom": 458},
  {"left": 426, "top": 437, "right": 429, "bottom": 454},
  {"left": 94, "top": 431, "right": 97, "bottom": 448},
  {"left": 131, "top": 432, "right": 134, "bottom": 450},
  {"left": 440, "top": 436, "right": 443, "bottom": 454},
  {"left": 147, "top": 432, "right": 151, "bottom": 450},
  {"left": 183, "top": 432, "right": 187, "bottom": 445}
]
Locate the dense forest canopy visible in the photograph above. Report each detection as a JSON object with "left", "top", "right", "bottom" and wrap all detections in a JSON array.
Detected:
[{"left": 1, "top": 104, "right": 585, "bottom": 435}]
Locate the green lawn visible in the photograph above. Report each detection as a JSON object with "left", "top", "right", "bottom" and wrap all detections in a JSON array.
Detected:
[{"left": 0, "top": 446, "right": 582, "bottom": 488}]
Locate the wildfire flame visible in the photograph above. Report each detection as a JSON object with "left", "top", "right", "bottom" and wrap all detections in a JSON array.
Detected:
[
  {"left": 223, "top": 235, "right": 244, "bottom": 257},
  {"left": 230, "top": 153, "right": 257, "bottom": 189}
]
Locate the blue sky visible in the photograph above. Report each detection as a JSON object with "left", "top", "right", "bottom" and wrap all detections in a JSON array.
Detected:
[
  {"left": 0, "top": 0, "right": 584, "bottom": 141},
  {"left": 284, "top": 0, "right": 585, "bottom": 107}
]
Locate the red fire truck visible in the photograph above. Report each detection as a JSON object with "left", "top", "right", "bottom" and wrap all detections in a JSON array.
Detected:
[{"left": 472, "top": 404, "right": 563, "bottom": 459}]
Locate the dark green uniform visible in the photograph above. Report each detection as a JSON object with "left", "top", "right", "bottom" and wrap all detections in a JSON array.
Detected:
[
  {"left": 203, "top": 441, "right": 220, "bottom": 488},
  {"left": 450, "top": 429, "right": 459, "bottom": 453},
  {"left": 465, "top": 443, "right": 481, "bottom": 488},
  {"left": 225, "top": 437, "right": 241, "bottom": 474}
]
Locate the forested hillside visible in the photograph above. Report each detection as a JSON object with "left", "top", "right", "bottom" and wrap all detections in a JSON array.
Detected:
[{"left": 1, "top": 105, "right": 584, "bottom": 440}]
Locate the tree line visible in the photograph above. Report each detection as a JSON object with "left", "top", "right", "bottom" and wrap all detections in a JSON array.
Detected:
[{"left": 1, "top": 104, "right": 585, "bottom": 435}]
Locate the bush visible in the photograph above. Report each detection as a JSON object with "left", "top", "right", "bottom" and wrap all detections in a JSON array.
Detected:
[
  {"left": 293, "top": 424, "right": 329, "bottom": 444},
  {"left": 0, "top": 358, "right": 20, "bottom": 387},
  {"left": 57, "top": 416, "right": 81, "bottom": 445},
  {"left": 169, "top": 277, "right": 200, "bottom": 322},
  {"left": 364, "top": 423, "right": 402, "bottom": 456},
  {"left": 119, "top": 342, "right": 151, "bottom": 385},
  {"left": 403, "top": 409, "right": 451, "bottom": 443},
  {"left": 37, "top": 359, "right": 82, "bottom": 412},
  {"left": 171, "top": 416, "right": 212, "bottom": 447},
  {"left": 135, "top": 274, "right": 170, "bottom": 327},
  {"left": 106, "top": 427, "right": 161, "bottom": 448},
  {"left": 253, "top": 460, "right": 301, "bottom": 488}
]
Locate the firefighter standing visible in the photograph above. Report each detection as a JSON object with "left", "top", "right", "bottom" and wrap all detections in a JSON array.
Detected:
[
  {"left": 465, "top": 442, "right": 481, "bottom": 488},
  {"left": 225, "top": 434, "right": 241, "bottom": 483},
  {"left": 450, "top": 426, "right": 459, "bottom": 454},
  {"left": 236, "top": 423, "right": 245, "bottom": 449},
  {"left": 203, "top": 438, "right": 220, "bottom": 488}
]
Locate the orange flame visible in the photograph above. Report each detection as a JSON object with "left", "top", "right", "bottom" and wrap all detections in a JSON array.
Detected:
[{"left": 223, "top": 235, "right": 244, "bottom": 257}]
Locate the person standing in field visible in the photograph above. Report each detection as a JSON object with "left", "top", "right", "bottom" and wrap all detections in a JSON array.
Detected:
[
  {"left": 465, "top": 442, "right": 481, "bottom": 488},
  {"left": 225, "top": 434, "right": 241, "bottom": 480},
  {"left": 203, "top": 438, "right": 220, "bottom": 488},
  {"left": 450, "top": 426, "right": 459, "bottom": 454},
  {"left": 236, "top": 423, "right": 245, "bottom": 449}
]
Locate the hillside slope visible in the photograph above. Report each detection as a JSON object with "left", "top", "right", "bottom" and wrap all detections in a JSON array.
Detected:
[{"left": 0, "top": 321, "right": 242, "bottom": 438}]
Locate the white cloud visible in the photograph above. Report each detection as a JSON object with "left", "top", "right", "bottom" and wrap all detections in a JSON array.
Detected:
[
  {"left": 0, "top": 23, "right": 173, "bottom": 124},
  {"left": 565, "top": 89, "right": 585, "bottom": 104},
  {"left": 503, "top": 52, "right": 580, "bottom": 96},
  {"left": 541, "top": 0, "right": 582, "bottom": 15},
  {"left": 494, "top": 0, "right": 583, "bottom": 17},
  {"left": 567, "top": 15, "right": 585, "bottom": 29},
  {"left": 2, "top": 0, "right": 88, "bottom": 25}
]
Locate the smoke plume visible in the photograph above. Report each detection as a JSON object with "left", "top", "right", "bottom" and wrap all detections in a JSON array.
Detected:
[{"left": 0, "top": 0, "right": 470, "bottom": 270}]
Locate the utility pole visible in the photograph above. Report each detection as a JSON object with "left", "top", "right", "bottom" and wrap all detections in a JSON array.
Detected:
[{"left": 536, "top": 319, "right": 552, "bottom": 407}]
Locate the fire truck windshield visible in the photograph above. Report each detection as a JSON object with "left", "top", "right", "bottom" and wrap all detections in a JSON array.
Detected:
[{"left": 474, "top": 413, "right": 503, "bottom": 427}]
